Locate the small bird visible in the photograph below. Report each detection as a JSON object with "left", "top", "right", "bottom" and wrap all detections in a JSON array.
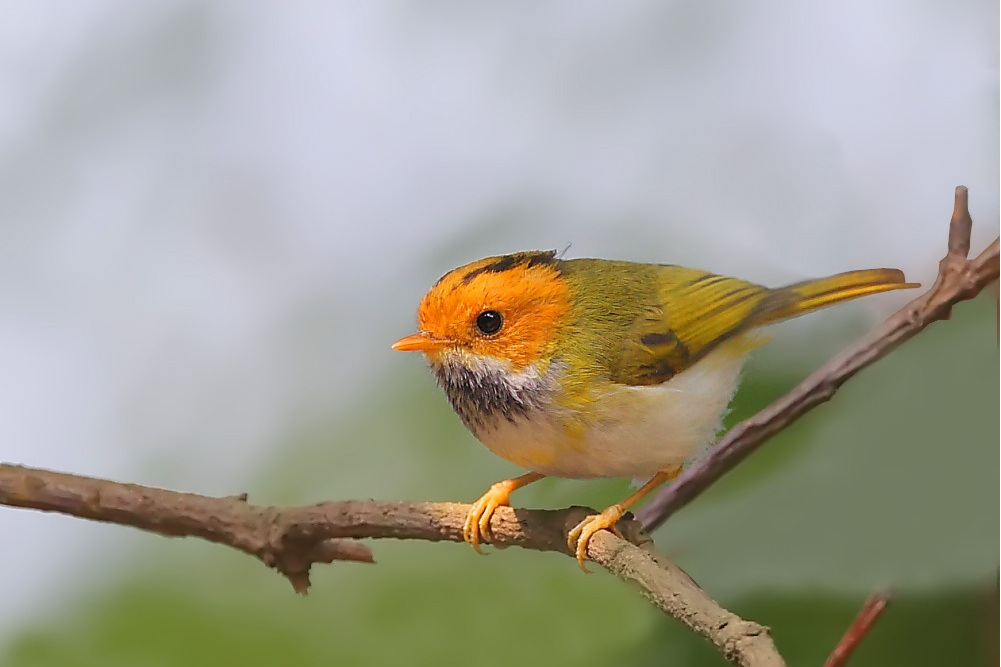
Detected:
[{"left": 393, "top": 251, "right": 917, "bottom": 569}]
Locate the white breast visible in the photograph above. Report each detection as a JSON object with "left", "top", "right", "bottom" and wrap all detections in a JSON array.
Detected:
[{"left": 474, "top": 344, "right": 748, "bottom": 479}]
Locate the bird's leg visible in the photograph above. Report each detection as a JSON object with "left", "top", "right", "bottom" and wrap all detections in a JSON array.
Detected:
[
  {"left": 567, "top": 465, "right": 681, "bottom": 572},
  {"left": 463, "top": 472, "right": 545, "bottom": 553}
]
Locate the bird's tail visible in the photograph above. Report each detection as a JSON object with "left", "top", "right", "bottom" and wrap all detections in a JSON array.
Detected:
[{"left": 756, "top": 269, "right": 920, "bottom": 326}]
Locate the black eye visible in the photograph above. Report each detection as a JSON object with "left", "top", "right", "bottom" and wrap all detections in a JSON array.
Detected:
[{"left": 475, "top": 310, "right": 503, "bottom": 335}]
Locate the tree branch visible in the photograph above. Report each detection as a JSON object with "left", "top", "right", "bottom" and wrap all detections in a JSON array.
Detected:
[
  {"left": 823, "top": 590, "right": 893, "bottom": 667},
  {"left": 1, "top": 187, "right": 996, "bottom": 667},
  {"left": 636, "top": 186, "right": 998, "bottom": 530},
  {"left": 0, "top": 463, "right": 783, "bottom": 667}
]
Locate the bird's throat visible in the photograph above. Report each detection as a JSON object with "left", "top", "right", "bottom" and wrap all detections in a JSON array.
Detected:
[{"left": 430, "top": 355, "right": 555, "bottom": 433}]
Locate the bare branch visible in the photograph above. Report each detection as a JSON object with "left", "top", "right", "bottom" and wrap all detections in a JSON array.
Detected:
[
  {"left": 823, "top": 590, "right": 893, "bottom": 667},
  {"left": 636, "top": 186, "right": 998, "bottom": 530},
  {"left": 0, "top": 463, "right": 784, "bottom": 667},
  {"left": 947, "top": 185, "right": 972, "bottom": 258}
]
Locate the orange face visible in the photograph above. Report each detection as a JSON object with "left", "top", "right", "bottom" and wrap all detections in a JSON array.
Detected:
[{"left": 393, "top": 252, "right": 570, "bottom": 371}]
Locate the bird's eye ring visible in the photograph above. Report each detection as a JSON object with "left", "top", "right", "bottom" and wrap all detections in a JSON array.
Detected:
[{"left": 475, "top": 310, "right": 503, "bottom": 335}]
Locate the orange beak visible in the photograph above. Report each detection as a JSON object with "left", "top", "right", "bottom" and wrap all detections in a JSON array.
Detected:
[{"left": 391, "top": 332, "right": 451, "bottom": 352}]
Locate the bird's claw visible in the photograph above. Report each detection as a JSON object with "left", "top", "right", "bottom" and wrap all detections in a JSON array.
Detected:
[
  {"left": 567, "top": 505, "right": 626, "bottom": 573},
  {"left": 462, "top": 482, "right": 512, "bottom": 553}
]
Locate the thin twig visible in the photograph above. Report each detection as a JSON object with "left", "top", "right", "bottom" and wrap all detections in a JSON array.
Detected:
[
  {"left": 636, "top": 186, "right": 998, "bottom": 530},
  {"left": 823, "top": 590, "right": 893, "bottom": 667}
]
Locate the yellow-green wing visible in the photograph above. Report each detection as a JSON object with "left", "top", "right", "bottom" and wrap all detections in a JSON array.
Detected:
[
  {"left": 609, "top": 267, "right": 769, "bottom": 386},
  {"left": 609, "top": 265, "right": 916, "bottom": 386}
]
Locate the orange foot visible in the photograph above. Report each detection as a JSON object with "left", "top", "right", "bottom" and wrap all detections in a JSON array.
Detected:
[
  {"left": 463, "top": 472, "right": 544, "bottom": 553},
  {"left": 566, "top": 466, "right": 681, "bottom": 572},
  {"left": 567, "top": 504, "right": 627, "bottom": 572}
]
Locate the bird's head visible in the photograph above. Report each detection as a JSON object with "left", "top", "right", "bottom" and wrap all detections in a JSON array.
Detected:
[{"left": 393, "top": 251, "right": 570, "bottom": 372}]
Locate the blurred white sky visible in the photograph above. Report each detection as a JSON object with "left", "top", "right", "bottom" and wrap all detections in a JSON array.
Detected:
[{"left": 0, "top": 0, "right": 997, "bottom": 639}]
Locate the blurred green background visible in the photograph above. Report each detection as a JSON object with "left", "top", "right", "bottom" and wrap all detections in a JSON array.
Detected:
[{"left": 1, "top": 2, "right": 997, "bottom": 666}]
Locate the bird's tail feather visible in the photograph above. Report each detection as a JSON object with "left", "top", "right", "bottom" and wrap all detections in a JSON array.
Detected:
[{"left": 757, "top": 269, "right": 919, "bottom": 325}]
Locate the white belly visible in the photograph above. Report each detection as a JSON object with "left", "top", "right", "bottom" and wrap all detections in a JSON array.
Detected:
[{"left": 475, "top": 345, "right": 747, "bottom": 479}]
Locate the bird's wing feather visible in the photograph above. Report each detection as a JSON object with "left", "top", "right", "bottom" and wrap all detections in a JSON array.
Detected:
[{"left": 609, "top": 268, "right": 769, "bottom": 386}]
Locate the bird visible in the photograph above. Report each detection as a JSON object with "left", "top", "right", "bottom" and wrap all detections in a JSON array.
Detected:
[{"left": 393, "top": 250, "right": 917, "bottom": 569}]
